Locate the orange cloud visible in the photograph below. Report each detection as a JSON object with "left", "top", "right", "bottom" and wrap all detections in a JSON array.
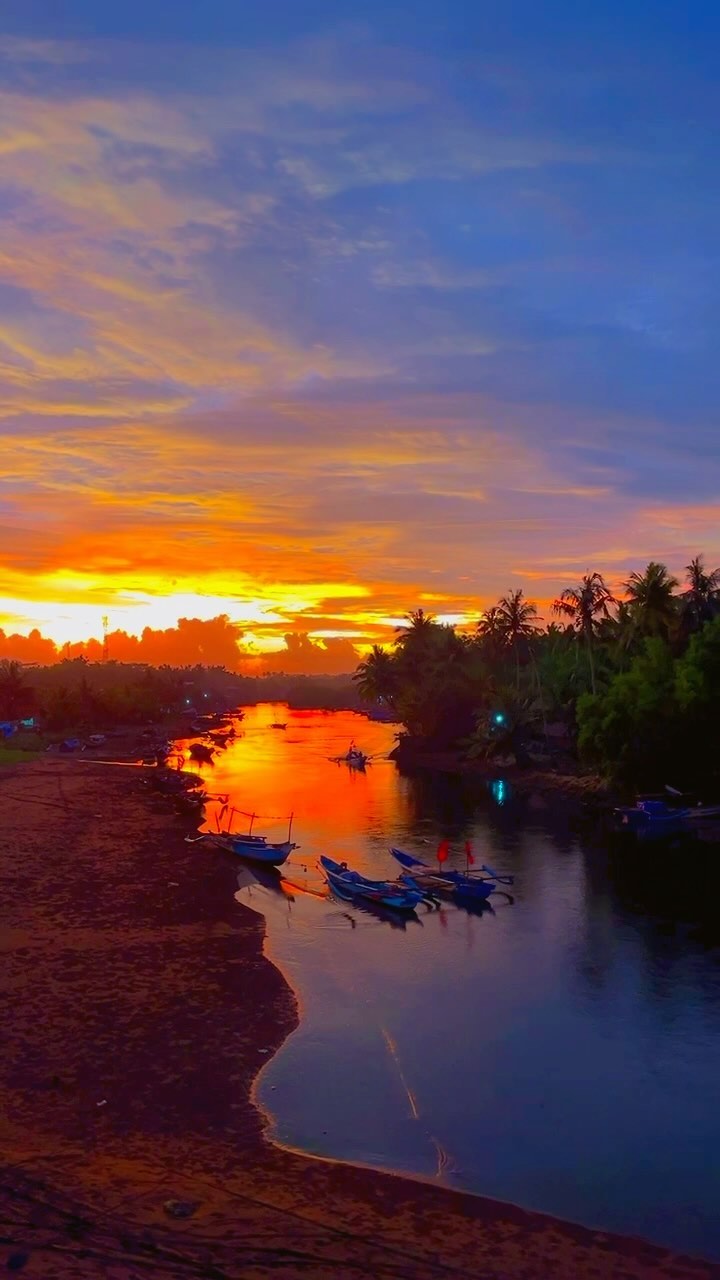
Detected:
[{"left": 1, "top": 38, "right": 717, "bottom": 656}]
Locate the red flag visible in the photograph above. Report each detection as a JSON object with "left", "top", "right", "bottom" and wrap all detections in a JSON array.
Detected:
[
  {"left": 437, "top": 839, "right": 449, "bottom": 864},
  {"left": 464, "top": 840, "right": 475, "bottom": 865}
]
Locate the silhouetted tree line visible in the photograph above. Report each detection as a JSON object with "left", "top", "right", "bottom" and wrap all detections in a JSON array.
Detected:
[
  {"left": 0, "top": 616, "right": 360, "bottom": 676},
  {"left": 0, "top": 656, "right": 360, "bottom": 733},
  {"left": 353, "top": 556, "right": 720, "bottom": 789}
]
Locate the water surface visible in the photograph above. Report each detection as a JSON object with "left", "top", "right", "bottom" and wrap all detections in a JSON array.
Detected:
[{"left": 182, "top": 704, "right": 720, "bottom": 1259}]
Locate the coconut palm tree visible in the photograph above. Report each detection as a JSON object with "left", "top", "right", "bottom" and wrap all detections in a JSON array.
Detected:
[
  {"left": 486, "top": 590, "right": 540, "bottom": 687},
  {"left": 353, "top": 645, "right": 398, "bottom": 709},
  {"left": 476, "top": 605, "right": 506, "bottom": 662},
  {"left": 394, "top": 608, "right": 436, "bottom": 646},
  {"left": 624, "top": 561, "right": 679, "bottom": 641},
  {"left": 474, "top": 591, "right": 535, "bottom": 691},
  {"left": 552, "top": 573, "right": 616, "bottom": 695},
  {"left": 681, "top": 555, "right": 720, "bottom": 633}
]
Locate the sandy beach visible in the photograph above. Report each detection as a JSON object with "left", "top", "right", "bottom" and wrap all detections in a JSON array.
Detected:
[{"left": 1, "top": 755, "right": 717, "bottom": 1279}]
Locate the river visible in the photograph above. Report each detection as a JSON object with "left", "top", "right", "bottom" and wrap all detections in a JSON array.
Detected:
[{"left": 178, "top": 703, "right": 720, "bottom": 1260}]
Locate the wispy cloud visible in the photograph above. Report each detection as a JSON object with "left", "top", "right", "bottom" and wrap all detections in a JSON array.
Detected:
[{"left": 0, "top": 21, "right": 718, "bottom": 644}]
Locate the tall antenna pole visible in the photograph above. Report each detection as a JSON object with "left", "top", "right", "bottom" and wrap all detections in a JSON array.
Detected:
[{"left": 102, "top": 615, "right": 109, "bottom": 663}]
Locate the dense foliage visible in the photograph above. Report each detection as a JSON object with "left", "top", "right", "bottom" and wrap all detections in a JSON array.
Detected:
[
  {"left": 353, "top": 557, "right": 720, "bottom": 789},
  {"left": 0, "top": 658, "right": 359, "bottom": 734}
]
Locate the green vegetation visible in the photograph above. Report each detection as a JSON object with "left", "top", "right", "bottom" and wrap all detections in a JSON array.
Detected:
[
  {"left": 354, "top": 556, "right": 720, "bottom": 790},
  {"left": 0, "top": 656, "right": 360, "bottom": 737}
]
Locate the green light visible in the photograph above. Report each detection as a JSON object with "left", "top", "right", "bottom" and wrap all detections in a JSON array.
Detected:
[{"left": 494, "top": 712, "right": 505, "bottom": 725}]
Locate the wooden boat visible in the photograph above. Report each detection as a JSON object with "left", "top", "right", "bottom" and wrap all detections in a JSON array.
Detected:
[
  {"left": 269, "top": 722, "right": 287, "bottom": 729},
  {"left": 320, "top": 856, "right": 423, "bottom": 911},
  {"left": 210, "top": 833, "right": 297, "bottom": 865},
  {"left": 399, "top": 870, "right": 495, "bottom": 903},
  {"left": 332, "top": 742, "right": 370, "bottom": 768},
  {"left": 659, "top": 787, "right": 720, "bottom": 821},
  {"left": 390, "top": 848, "right": 512, "bottom": 899},
  {"left": 612, "top": 800, "right": 691, "bottom": 835},
  {"left": 190, "top": 809, "right": 298, "bottom": 866},
  {"left": 326, "top": 880, "right": 420, "bottom": 929}
]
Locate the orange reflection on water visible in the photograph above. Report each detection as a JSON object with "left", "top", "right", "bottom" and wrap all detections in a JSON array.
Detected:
[{"left": 179, "top": 704, "right": 404, "bottom": 868}]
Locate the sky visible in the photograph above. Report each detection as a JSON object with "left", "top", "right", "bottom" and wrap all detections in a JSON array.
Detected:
[{"left": 2, "top": 0, "right": 720, "bottom": 661}]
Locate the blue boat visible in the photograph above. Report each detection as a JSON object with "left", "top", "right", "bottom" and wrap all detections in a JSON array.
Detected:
[
  {"left": 325, "top": 877, "right": 421, "bottom": 929},
  {"left": 320, "top": 856, "right": 423, "bottom": 911},
  {"left": 390, "top": 847, "right": 512, "bottom": 900},
  {"left": 398, "top": 870, "right": 495, "bottom": 903},
  {"left": 201, "top": 832, "right": 297, "bottom": 864},
  {"left": 226, "top": 836, "right": 297, "bottom": 864},
  {"left": 205, "top": 807, "right": 298, "bottom": 864},
  {"left": 612, "top": 800, "right": 691, "bottom": 836}
]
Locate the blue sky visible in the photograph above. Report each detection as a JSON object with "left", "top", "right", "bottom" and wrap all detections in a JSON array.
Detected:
[{"left": 1, "top": 0, "right": 719, "bottom": 646}]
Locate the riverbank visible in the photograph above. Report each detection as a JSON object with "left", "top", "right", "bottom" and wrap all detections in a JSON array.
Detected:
[
  {"left": 391, "top": 741, "right": 611, "bottom": 802},
  {"left": 1, "top": 758, "right": 715, "bottom": 1279}
]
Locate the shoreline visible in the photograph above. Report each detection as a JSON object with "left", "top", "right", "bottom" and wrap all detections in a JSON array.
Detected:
[
  {"left": 2, "top": 756, "right": 716, "bottom": 1279},
  {"left": 390, "top": 741, "right": 611, "bottom": 800}
]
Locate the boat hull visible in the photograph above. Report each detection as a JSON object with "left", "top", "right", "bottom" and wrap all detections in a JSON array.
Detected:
[
  {"left": 231, "top": 839, "right": 296, "bottom": 865},
  {"left": 320, "top": 856, "right": 421, "bottom": 911},
  {"left": 401, "top": 871, "right": 495, "bottom": 902},
  {"left": 613, "top": 802, "right": 690, "bottom": 835},
  {"left": 212, "top": 835, "right": 296, "bottom": 865},
  {"left": 390, "top": 848, "right": 498, "bottom": 899}
]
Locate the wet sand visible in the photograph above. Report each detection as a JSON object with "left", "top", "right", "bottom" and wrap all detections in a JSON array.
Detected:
[{"left": 1, "top": 757, "right": 716, "bottom": 1279}]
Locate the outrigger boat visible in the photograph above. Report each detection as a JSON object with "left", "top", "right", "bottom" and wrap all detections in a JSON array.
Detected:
[
  {"left": 213, "top": 834, "right": 297, "bottom": 865},
  {"left": 189, "top": 808, "right": 298, "bottom": 866},
  {"left": 320, "top": 856, "right": 423, "bottom": 912},
  {"left": 613, "top": 781, "right": 720, "bottom": 837},
  {"left": 390, "top": 846, "right": 513, "bottom": 903},
  {"left": 612, "top": 799, "right": 691, "bottom": 835},
  {"left": 399, "top": 870, "right": 495, "bottom": 903}
]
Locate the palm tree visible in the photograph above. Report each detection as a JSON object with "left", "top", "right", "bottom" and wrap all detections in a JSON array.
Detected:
[
  {"left": 394, "top": 608, "right": 436, "bottom": 646},
  {"left": 465, "top": 685, "right": 544, "bottom": 767},
  {"left": 494, "top": 590, "right": 539, "bottom": 687},
  {"left": 353, "top": 645, "right": 397, "bottom": 709},
  {"left": 681, "top": 555, "right": 720, "bottom": 632},
  {"left": 476, "top": 604, "right": 503, "bottom": 640},
  {"left": 552, "top": 573, "right": 616, "bottom": 695},
  {"left": 624, "top": 561, "right": 678, "bottom": 641}
]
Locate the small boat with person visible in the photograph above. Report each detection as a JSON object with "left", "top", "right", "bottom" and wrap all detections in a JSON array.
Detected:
[
  {"left": 320, "top": 856, "right": 424, "bottom": 912},
  {"left": 333, "top": 741, "right": 370, "bottom": 769}
]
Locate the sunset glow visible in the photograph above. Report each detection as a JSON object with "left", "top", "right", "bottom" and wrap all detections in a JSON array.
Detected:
[{"left": 2, "top": 7, "right": 719, "bottom": 668}]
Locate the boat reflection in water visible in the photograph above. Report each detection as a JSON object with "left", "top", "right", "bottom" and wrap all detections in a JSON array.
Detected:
[
  {"left": 235, "top": 863, "right": 292, "bottom": 900},
  {"left": 326, "top": 885, "right": 424, "bottom": 931}
]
